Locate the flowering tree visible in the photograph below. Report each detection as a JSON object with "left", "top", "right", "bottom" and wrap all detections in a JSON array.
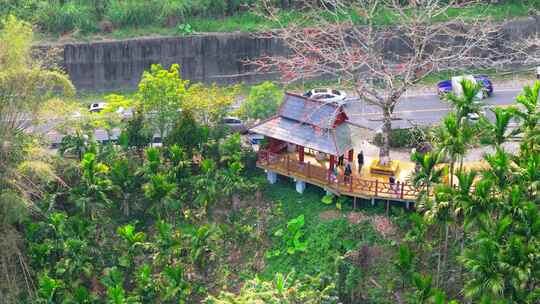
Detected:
[{"left": 252, "top": 0, "right": 500, "bottom": 164}]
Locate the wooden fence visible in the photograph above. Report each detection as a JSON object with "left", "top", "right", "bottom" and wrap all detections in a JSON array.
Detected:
[{"left": 257, "top": 150, "right": 421, "bottom": 201}]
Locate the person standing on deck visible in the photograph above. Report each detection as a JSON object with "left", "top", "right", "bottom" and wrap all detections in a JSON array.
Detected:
[
  {"left": 332, "top": 165, "right": 339, "bottom": 183},
  {"left": 344, "top": 161, "right": 352, "bottom": 184},
  {"left": 389, "top": 176, "right": 398, "bottom": 193},
  {"left": 357, "top": 151, "right": 364, "bottom": 174}
]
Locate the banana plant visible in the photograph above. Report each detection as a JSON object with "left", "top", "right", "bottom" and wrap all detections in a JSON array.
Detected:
[
  {"left": 189, "top": 224, "right": 217, "bottom": 271},
  {"left": 36, "top": 273, "right": 63, "bottom": 304},
  {"left": 161, "top": 265, "right": 191, "bottom": 303},
  {"left": 395, "top": 244, "right": 415, "bottom": 290},
  {"left": 72, "top": 153, "right": 113, "bottom": 219},
  {"left": 117, "top": 224, "right": 147, "bottom": 269}
]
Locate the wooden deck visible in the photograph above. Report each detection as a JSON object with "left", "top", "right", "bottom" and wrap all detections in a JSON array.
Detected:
[{"left": 257, "top": 150, "right": 421, "bottom": 203}]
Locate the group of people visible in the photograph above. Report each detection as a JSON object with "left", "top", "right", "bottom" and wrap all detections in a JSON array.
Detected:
[
  {"left": 328, "top": 151, "right": 401, "bottom": 195},
  {"left": 330, "top": 151, "right": 364, "bottom": 184}
]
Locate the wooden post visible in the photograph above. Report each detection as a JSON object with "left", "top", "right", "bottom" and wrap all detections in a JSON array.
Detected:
[
  {"left": 353, "top": 197, "right": 357, "bottom": 209},
  {"left": 400, "top": 183, "right": 405, "bottom": 199},
  {"left": 307, "top": 162, "right": 311, "bottom": 178},
  {"left": 375, "top": 180, "right": 379, "bottom": 196},
  {"left": 298, "top": 145, "right": 304, "bottom": 163},
  {"left": 287, "top": 154, "right": 290, "bottom": 174},
  {"left": 349, "top": 176, "right": 353, "bottom": 192},
  {"left": 328, "top": 155, "right": 335, "bottom": 184}
]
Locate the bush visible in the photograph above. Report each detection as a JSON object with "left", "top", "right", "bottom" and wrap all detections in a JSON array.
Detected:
[
  {"left": 106, "top": 0, "right": 164, "bottom": 28},
  {"left": 374, "top": 127, "right": 427, "bottom": 149},
  {"left": 36, "top": 2, "right": 97, "bottom": 33},
  {"left": 161, "top": 0, "right": 193, "bottom": 27},
  {"left": 238, "top": 81, "right": 283, "bottom": 121}
]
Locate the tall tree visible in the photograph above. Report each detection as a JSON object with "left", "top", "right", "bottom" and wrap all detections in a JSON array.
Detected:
[
  {"left": 0, "top": 15, "right": 75, "bottom": 301},
  {"left": 253, "top": 0, "right": 498, "bottom": 164},
  {"left": 138, "top": 64, "right": 188, "bottom": 139}
]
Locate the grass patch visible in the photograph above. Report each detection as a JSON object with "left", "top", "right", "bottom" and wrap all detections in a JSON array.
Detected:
[{"left": 35, "top": 2, "right": 540, "bottom": 42}]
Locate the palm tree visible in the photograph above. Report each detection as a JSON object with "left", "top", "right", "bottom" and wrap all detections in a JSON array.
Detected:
[
  {"left": 410, "top": 150, "right": 445, "bottom": 199},
  {"left": 478, "top": 107, "right": 517, "bottom": 148},
  {"left": 444, "top": 79, "right": 484, "bottom": 125},
  {"left": 460, "top": 236, "right": 505, "bottom": 301},
  {"left": 433, "top": 113, "right": 474, "bottom": 186},
  {"left": 59, "top": 131, "right": 91, "bottom": 160}
]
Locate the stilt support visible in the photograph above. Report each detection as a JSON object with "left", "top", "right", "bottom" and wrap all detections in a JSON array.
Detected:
[
  {"left": 267, "top": 170, "right": 277, "bottom": 184},
  {"left": 295, "top": 179, "right": 306, "bottom": 194}
]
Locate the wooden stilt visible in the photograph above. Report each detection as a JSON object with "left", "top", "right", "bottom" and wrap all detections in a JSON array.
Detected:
[{"left": 353, "top": 197, "right": 357, "bottom": 209}]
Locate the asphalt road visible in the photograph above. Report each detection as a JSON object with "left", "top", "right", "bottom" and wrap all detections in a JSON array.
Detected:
[
  {"left": 40, "top": 86, "right": 525, "bottom": 145},
  {"left": 345, "top": 87, "right": 524, "bottom": 130}
]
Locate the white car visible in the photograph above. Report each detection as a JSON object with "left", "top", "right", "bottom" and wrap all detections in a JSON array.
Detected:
[
  {"left": 150, "top": 136, "right": 163, "bottom": 148},
  {"left": 89, "top": 102, "right": 107, "bottom": 113},
  {"left": 303, "top": 89, "right": 347, "bottom": 102}
]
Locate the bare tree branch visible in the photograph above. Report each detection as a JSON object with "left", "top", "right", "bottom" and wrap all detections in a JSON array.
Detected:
[{"left": 249, "top": 0, "right": 502, "bottom": 164}]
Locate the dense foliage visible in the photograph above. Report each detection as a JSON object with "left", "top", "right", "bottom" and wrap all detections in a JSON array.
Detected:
[
  {"left": 0, "top": 16, "right": 74, "bottom": 302},
  {"left": 3, "top": 13, "right": 540, "bottom": 304},
  {"left": 0, "top": 0, "right": 538, "bottom": 38},
  {"left": 0, "top": 0, "right": 299, "bottom": 35},
  {"left": 238, "top": 81, "right": 283, "bottom": 121},
  {"left": 402, "top": 80, "right": 540, "bottom": 303}
]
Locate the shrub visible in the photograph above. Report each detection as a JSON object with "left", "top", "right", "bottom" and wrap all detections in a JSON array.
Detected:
[
  {"left": 161, "top": 0, "right": 192, "bottom": 27},
  {"left": 238, "top": 81, "right": 283, "bottom": 121},
  {"left": 36, "top": 2, "right": 97, "bottom": 33},
  {"left": 106, "top": 0, "right": 164, "bottom": 28},
  {"left": 374, "top": 127, "right": 428, "bottom": 149}
]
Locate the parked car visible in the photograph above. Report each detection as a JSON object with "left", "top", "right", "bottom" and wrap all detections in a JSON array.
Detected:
[
  {"left": 437, "top": 75, "right": 493, "bottom": 99},
  {"left": 150, "top": 136, "right": 163, "bottom": 148},
  {"left": 89, "top": 102, "right": 107, "bottom": 113},
  {"left": 248, "top": 133, "right": 264, "bottom": 145},
  {"left": 303, "top": 88, "right": 347, "bottom": 102},
  {"left": 222, "top": 116, "right": 247, "bottom": 134}
]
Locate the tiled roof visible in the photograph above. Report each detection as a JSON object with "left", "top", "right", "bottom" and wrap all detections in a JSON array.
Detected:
[
  {"left": 278, "top": 93, "right": 341, "bottom": 128},
  {"left": 251, "top": 116, "right": 370, "bottom": 155}
]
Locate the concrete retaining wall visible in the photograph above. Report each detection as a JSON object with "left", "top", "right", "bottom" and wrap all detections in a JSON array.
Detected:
[
  {"left": 41, "top": 17, "right": 540, "bottom": 92},
  {"left": 54, "top": 33, "right": 285, "bottom": 91}
]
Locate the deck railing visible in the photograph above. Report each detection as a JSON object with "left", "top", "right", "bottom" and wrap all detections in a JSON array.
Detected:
[{"left": 257, "top": 150, "right": 421, "bottom": 201}]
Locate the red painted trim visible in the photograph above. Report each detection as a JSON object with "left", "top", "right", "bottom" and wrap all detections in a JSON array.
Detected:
[{"left": 330, "top": 130, "right": 340, "bottom": 156}]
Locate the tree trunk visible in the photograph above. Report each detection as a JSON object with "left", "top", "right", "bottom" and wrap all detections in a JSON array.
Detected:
[
  {"left": 379, "top": 106, "right": 392, "bottom": 165},
  {"left": 441, "top": 223, "right": 450, "bottom": 289},
  {"left": 436, "top": 225, "right": 443, "bottom": 288},
  {"left": 449, "top": 158, "right": 455, "bottom": 187}
]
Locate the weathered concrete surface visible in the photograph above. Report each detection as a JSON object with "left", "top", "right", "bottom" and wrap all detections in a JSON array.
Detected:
[
  {"left": 40, "top": 17, "right": 540, "bottom": 92},
  {"left": 54, "top": 33, "right": 285, "bottom": 91}
]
